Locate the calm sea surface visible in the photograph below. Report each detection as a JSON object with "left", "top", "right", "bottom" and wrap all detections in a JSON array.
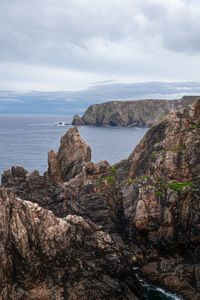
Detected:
[
  {"left": 0, "top": 114, "right": 183, "bottom": 300},
  {"left": 0, "top": 114, "right": 148, "bottom": 175}
]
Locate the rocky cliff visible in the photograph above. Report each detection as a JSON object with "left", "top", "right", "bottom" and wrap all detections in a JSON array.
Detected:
[
  {"left": 0, "top": 128, "right": 143, "bottom": 299},
  {"left": 72, "top": 96, "right": 199, "bottom": 127},
  {"left": 117, "top": 97, "right": 200, "bottom": 299},
  {"left": 1, "top": 98, "right": 200, "bottom": 299},
  {"left": 0, "top": 186, "right": 144, "bottom": 300}
]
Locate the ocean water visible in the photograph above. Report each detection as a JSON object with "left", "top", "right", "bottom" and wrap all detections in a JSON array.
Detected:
[
  {"left": 0, "top": 114, "right": 147, "bottom": 176},
  {"left": 138, "top": 275, "right": 183, "bottom": 300},
  {"left": 0, "top": 114, "right": 183, "bottom": 300}
]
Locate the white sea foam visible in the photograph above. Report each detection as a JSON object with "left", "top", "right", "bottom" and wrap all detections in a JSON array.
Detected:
[{"left": 135, "top": 272, "right": 183, "bottom": 300}]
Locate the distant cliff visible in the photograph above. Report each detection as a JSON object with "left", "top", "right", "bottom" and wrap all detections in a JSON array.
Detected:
[{"left": 72, "top": 96, "right": 199, "bottom": 127}]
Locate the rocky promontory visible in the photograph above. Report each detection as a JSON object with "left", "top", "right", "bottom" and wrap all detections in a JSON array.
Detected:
[
  {"left": 0, "top": 128, "right": 143, "bottom": 300},
  {"left": 1, "top": 98, "right": 200, "bottom": 299},
  {"left": 118, "top": 97, "right": 200, "bottom": 299},
  {"left": 72, "top": 95, "right": 199, "bottom": 127}
]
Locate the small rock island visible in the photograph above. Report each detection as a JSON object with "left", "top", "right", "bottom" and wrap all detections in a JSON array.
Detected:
[{"left": 0, "top": 98, "right": 200, "bottom": 299}]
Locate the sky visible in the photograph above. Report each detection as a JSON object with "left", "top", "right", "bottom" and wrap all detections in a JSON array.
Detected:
[{"left": 0, "top": 0, "right": 200, "bottom": 112}]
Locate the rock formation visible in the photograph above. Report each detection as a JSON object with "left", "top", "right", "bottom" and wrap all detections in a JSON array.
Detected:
[
  {"left": 72, "top": 95, "right": 199, "bottom": 127},
  {"left": 72, "top": 114, "right": 86, "bottom": 126},
  {"left": 0, "top": 186, "right": 143, "bottom": 300},
  {"left": 1, "top": 98, "right": 200, "bottom": 299},
  {"left": 1, "top": 129, "right": 142, "bottom": 299},
  {"left": 48, "top": 127, "right": 91, "bottom": 182},
  {"left": 117, "top": 97, "right": 200, "bottom": 299}
]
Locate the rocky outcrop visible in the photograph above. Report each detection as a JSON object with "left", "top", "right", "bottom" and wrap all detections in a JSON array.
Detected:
[
  {"left": 73, "top": 95, "right": 199, "bottom": 127},
  {"left": 1, "top": 98, "right": 200, "bottom": 299},
  {"left": 1, "top": 160, "right": 121, "bottom": 234},
  {"left": 72, "top": 114, "right": 86, "bottom": 126},
  {"left": 0, "top": 185, "right": 143, "bottom": 300},
  {"left": 48, "top": 127, "right": 91, "bottom": 182},
  {"left": 119, "top": 98, "right": 200, "bottom": 299}
]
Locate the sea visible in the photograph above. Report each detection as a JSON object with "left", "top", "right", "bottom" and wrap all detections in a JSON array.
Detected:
[
  {"left": 0, "top": 114, "right": 148, "bottom": 175},
  {"left": 0, "top": 114, "right": 183, "bottom": 300}
]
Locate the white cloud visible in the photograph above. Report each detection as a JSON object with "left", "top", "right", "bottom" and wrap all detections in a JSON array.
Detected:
[
  {"left": 0, "top": 0, "right": 200, "bottom": 91},
  {"left": 0, "top": 62, "right": 110, "bottom": 91}
]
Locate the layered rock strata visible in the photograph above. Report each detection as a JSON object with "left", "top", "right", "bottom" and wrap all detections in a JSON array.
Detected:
[
  {"left": 118, "top": 98, "right": 200, "bottom": 299},
  {"left": 72, "top": 96, "right": 199, "bottom": 127},
  {"left": 48, "top": 127, "right": 91, "bottom": 182},
  {"left": 1, "top": 128, "right": 142, "bottom": 299},
  {"left": 0, "top": 186, "right": 142, "bottom": 300}
]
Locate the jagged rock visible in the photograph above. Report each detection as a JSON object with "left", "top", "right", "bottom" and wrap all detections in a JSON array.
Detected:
[
  {"left": 73, "top": 96, "right": 199, "bottom": 127},
  {"left": 48, "top": 127, "right": 91, "bottom": 182},
  {"left": 1, "top": 158, "right": 123, "bottom": 235},
  {"left": 58, "top": 127, "right": 91, "bottom": 181},
  {"left": 1, "top": 150, "right": 123, "bottom": 234},
  {"left": 1, "top": 166, "right": 28, "bottom": 187},
  {"left": 120, "top": 98, "right": 200, "bottom": 299},
  {"left": 48, "top": 149, "right": 63, "bottom": 183},
  {"left": 0, "top": 185, "right": 143, "bottom": 300},
  {"left": 1, "top": 99, "right": 200, "bottom": 299},
  {"left": 72, "top": 114, "right": 86, "bottom": 126}
]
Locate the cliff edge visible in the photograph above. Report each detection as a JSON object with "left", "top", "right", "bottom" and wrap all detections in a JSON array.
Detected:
[{"left": 72, "top": 95, "right": 199, "bottom": 127}]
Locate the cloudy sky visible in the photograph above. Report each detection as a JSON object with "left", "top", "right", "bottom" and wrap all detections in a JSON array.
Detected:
[{"left": 0, "top": 0, "right": 200, "bottom": 112}]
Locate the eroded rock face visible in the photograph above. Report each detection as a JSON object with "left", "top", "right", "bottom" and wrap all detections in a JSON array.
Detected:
[
  {"left": 1, "top": 99, "right": 200, "bottom": 299},
  {"left": 72, "top": 96, "right": 199, "bottom": 127},
  {"left": 121, "top": 98, "right": 200, "bottom": 299},
  {"left": 48, "top": 127, "right": 91, "bottom": 182},
  {"left": 1, "top": 160, "right": 118, "bottom": 232},
  {"left": 0, "top": 185, "right": 143, "bottom": 300},
  {"left": 72, "top": 114, "right": 86, "bottom": 126}
]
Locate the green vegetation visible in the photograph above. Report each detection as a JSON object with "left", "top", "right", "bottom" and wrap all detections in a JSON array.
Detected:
[
  {"left": 96, "top": 167, "right": 117, "bottom": 190},
  {"left": 150, "top": 153, "right": 158, "bottom": 158},
  {"left": 166, "top": 145, "right": 185, "bottom": 151},
  {"left": 150, "top": 145, "right": 185, "bottom": 162},
  {"left": 190, "top": 123, "right": 200, "bottom": 129},
  {"left": 97, "top": 166, "right": 197, "bottom": 201},
  {"left": 162, "top": 181, "right": 196, "bottom": 192},
  {"left": 155, "top": 191, "right": 163, "bottom": 196},
  {"left": 127, "top": 179, "right": 134, "bottom": 185},
  {"left": 127, "top": 173, "right": 196, "bottom": 198},
  {"left": 185, "top": 123, "right": 200, "bottom": 131},
  {"left": 95, "top": 167, "right": 119, "bottom": 202}
]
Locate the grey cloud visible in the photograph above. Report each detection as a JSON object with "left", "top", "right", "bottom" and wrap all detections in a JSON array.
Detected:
[
  {"left": 1, "top": 81, "right": 200, "bottom": 103},
  {"left": 141, "top": 0, "right": 200, "bottom": 53},
  {"left": 1, "top": 0, "right": 200, "bottom": 70},
  {"left": 0, "top": 98, "right": 24, "bottom": 103},
  {"left": 90, "top": 79, "right": 115, "bottom": 85},
  {"left": 0, "top": 81, "right": 200, "bottom": 114},
  {"left": 0, "top": 0, "right": 200, "bottom": 93},
  {"left": 0, "top": 0, "right": 136, "bottom": 64}
]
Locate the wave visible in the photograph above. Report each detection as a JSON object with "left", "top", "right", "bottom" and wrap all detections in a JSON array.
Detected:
[
  {"left": 29, "top": 123, "right": 55, "bottom": 126},
  {"left": 134, "top": 272, "right": 183, "bottom": 300}
]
